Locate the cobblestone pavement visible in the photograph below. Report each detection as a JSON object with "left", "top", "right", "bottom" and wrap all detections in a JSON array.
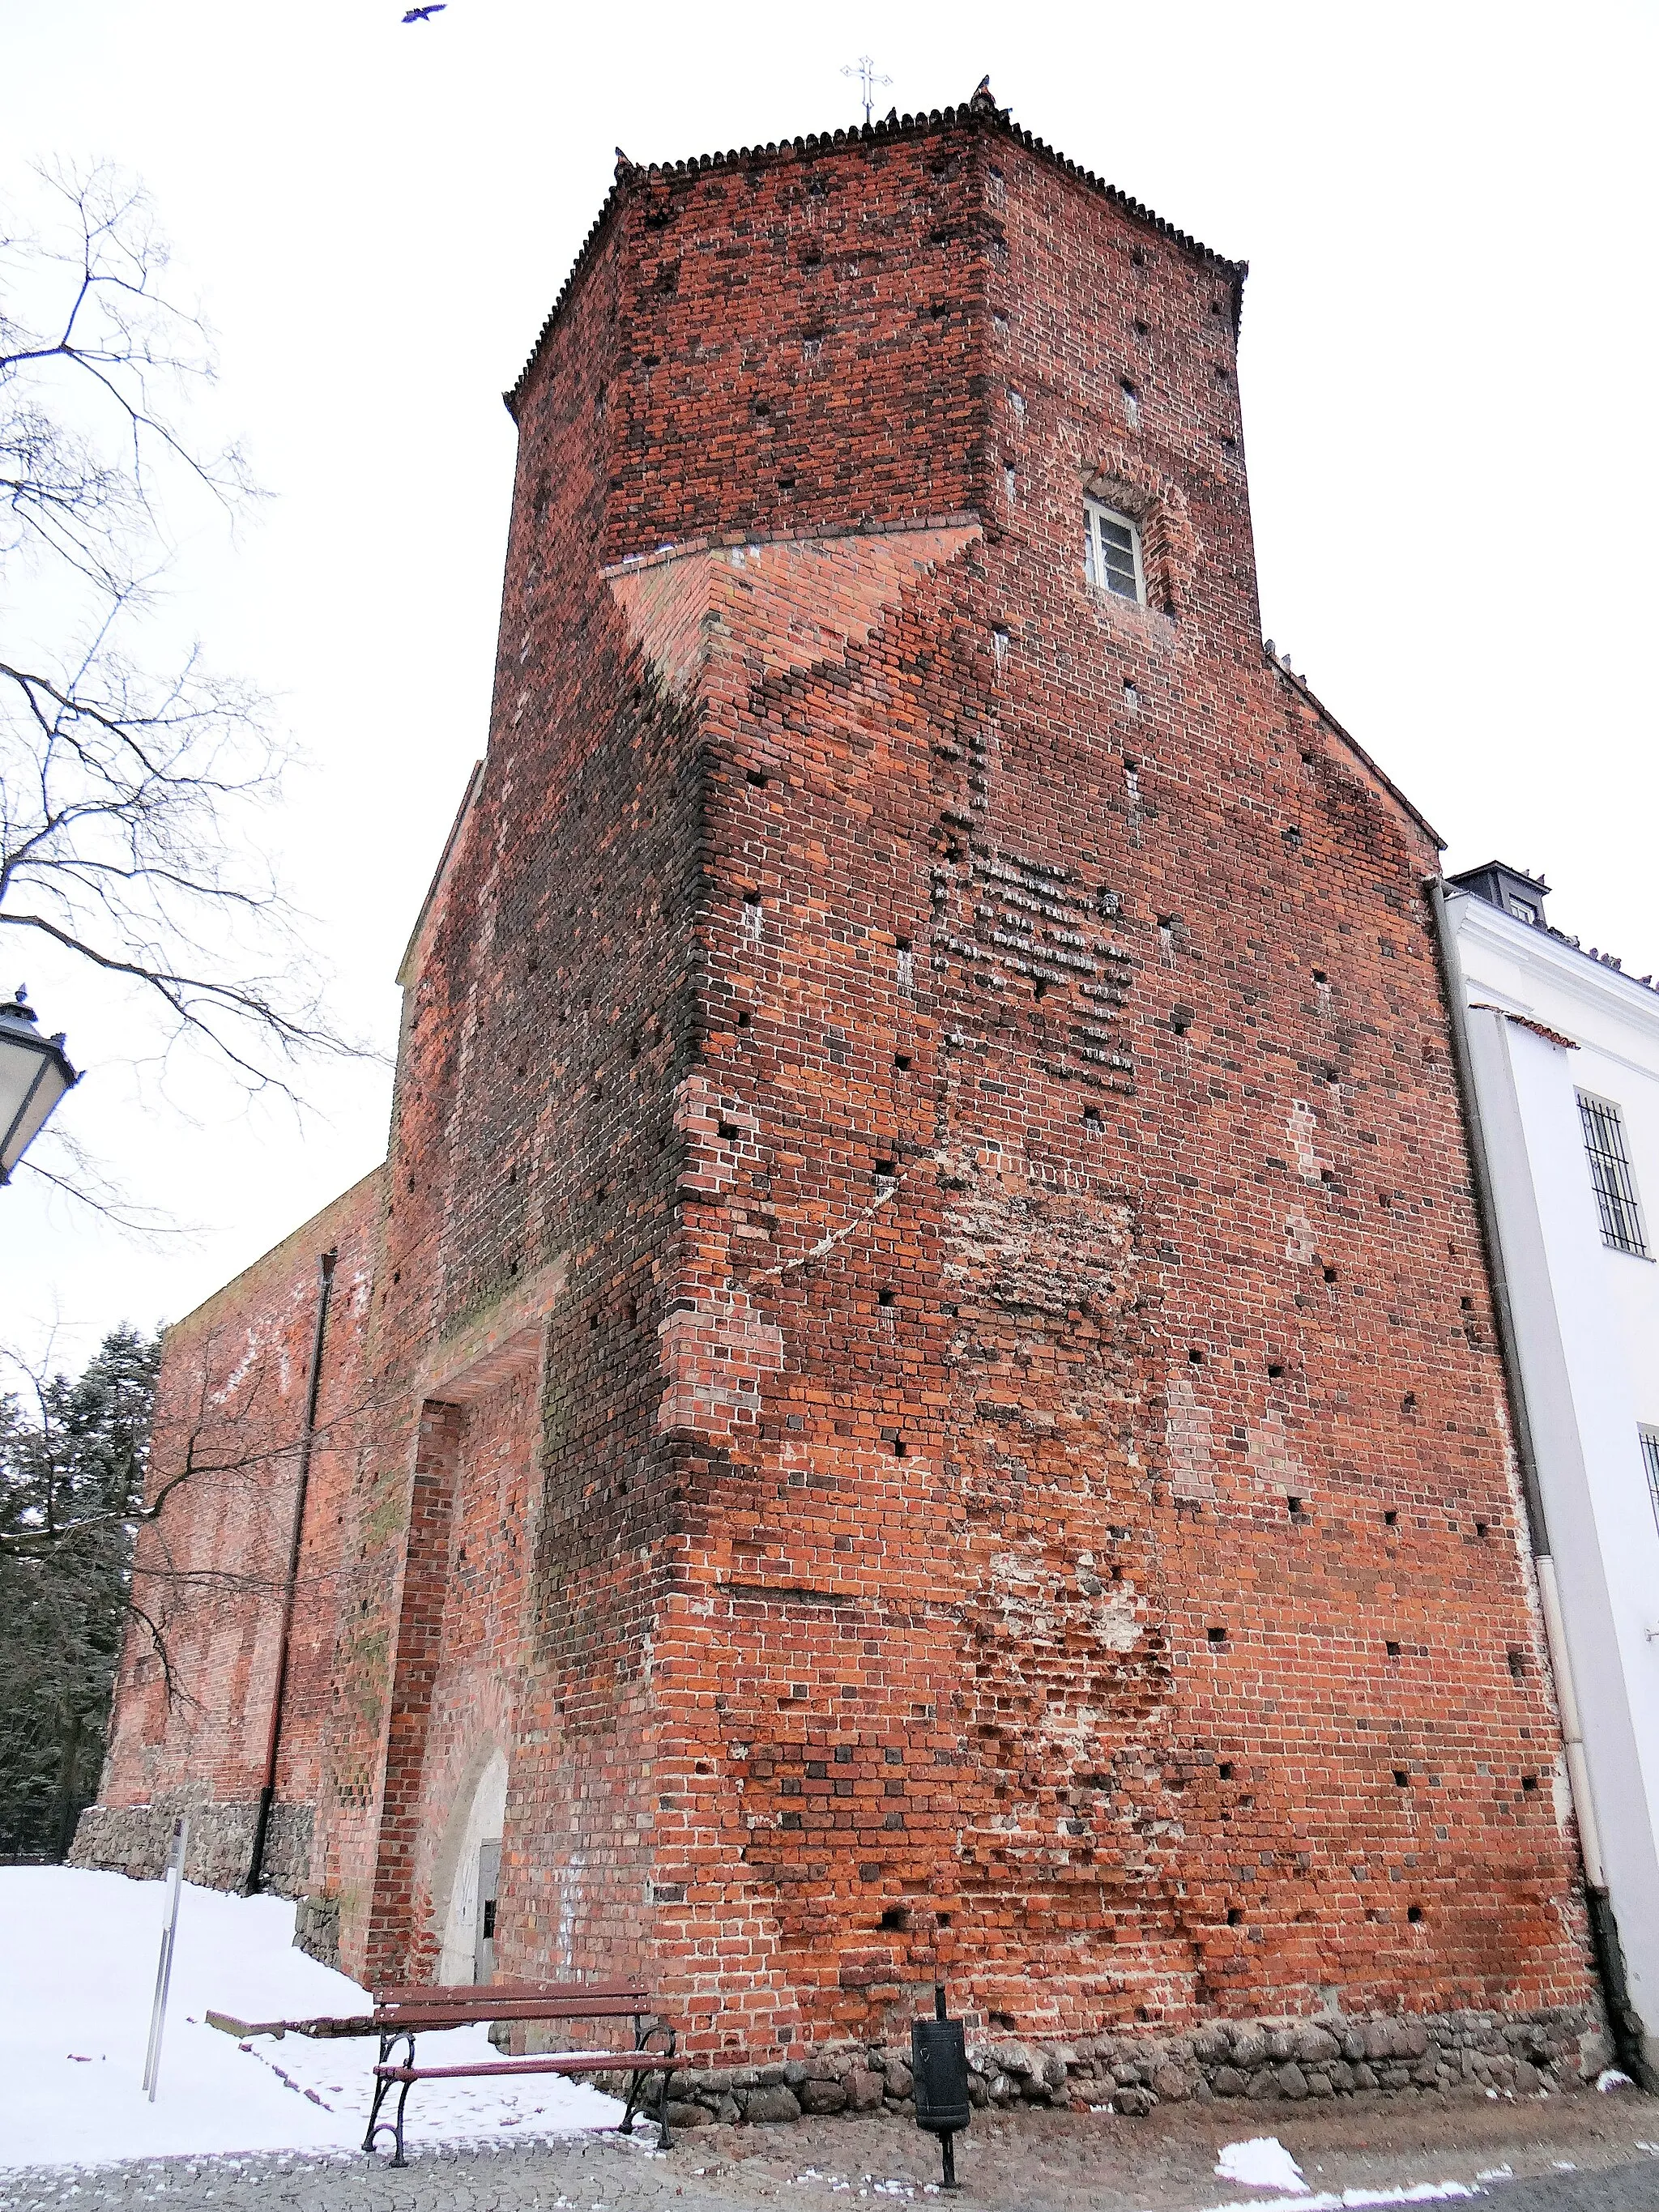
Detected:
[{"left": 4, "top": 2095, "right": 1657, "bottom": 2212}]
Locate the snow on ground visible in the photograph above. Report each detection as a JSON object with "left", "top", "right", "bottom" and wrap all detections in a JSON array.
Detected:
[
  {"left": 1198, "top": 2192, "right": 1473, "bottom": 2211},
  {"left": 1201, "top": 2137, "right": 1486, "bottom": 2211},
  {"left": 1198, "top": 2139, "right": 1478, "bottom": 2212},
  {"left": 0, "top": 1867, "right": 629, "bottom": 2169},
  {"left": 1217, "top": 2139, "right": 1311, "bottom": 2193}
]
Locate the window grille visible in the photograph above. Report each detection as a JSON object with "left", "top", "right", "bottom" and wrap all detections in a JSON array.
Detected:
[
  {"left": 1577, "top": 1092, "right": 1648, "bottom": 1256},
  {"left": 1084, "top": 497, "right": 1145, "bottom": 603},
  {"left": 1642, "top": 1426, "right": 1659, "bottom": 1541}
]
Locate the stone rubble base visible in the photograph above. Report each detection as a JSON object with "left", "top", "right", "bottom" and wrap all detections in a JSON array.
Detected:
[
  {"left": 637, "top": 2009, "right": 1604, "bottom": 2130},
  {"left": 70, "top": 1800, "right": 313, "bottom": 1899}
]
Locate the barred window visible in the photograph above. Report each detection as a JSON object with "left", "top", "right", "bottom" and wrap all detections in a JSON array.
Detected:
[
  {"left": 1577, "top": 1091, "right": 1648, "bottom": 1257},
  {"left": 1642, "top": 1427, "right": 1659, "bottom": 1540},
  {"left": 1084, "top": 497, "right": 1145, "bottom": 603}
]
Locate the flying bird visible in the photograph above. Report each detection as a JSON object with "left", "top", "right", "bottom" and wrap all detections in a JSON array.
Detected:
[{"left": 403, "top": 5, "right": 446, "bottom": 19}]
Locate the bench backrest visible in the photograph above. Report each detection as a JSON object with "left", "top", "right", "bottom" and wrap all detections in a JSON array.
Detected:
[
  {"left": 373, "top": 1980, "right": 648, "bottom": 2009},
  {"left": 371, "top": 1986, "right": 653, "bottom": 2031}
]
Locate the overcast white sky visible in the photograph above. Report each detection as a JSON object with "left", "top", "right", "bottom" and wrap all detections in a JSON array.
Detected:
[{"left": 2, "top": 0, "right": 1655, "bottom": 1375}]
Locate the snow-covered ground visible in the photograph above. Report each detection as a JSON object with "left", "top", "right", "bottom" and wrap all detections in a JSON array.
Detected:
[
  {"left": 1206, "top": 2139, "right": 1475, "bottom": 2210},
  {"left": 1217, "top": 2138, "right": 1313, "bottom": 2194},
  {"left": 0, "top": 1867, "right": 629, "bottom": 2169}
]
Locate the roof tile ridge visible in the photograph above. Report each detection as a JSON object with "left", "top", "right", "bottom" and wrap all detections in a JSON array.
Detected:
[
  {"left": 1469, "top": 1003, "right": 1580, "bottom": 1051},
  {"left": 505, "top": 99, "right": 1245, "bottom": 411},
  {"left": 1267, "top": 650, "right": 1443, "bottom": 850},
  {"left": 995, "top": 116, "right": 1246, "bottom": 283},
  {"left": 504, "top": 180, "right": 625, "bottom": 416},
  {"left": 1540, "top": 923, "right": 1659, "bottom": 997}
]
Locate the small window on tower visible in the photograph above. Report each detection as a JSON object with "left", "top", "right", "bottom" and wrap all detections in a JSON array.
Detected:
[{"left": 1083, "top": 497, "right": 1145, "bottom": 603}]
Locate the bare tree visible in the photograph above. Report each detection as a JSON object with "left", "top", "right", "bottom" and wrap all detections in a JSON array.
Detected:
[{"left": 1, "top": 160, "right": 357, "bottom": 1207}]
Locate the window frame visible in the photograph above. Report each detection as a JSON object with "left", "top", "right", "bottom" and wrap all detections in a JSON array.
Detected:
[
  {"left": 1641, "top": 1426, "right": 1659, "bottom": 1541},
  {"left": 1083, "top": 496, "right": 1146, "bottom": 606},
  {"left": 1576, "top": 1089, "right": 1650, "bottom": 1259}
]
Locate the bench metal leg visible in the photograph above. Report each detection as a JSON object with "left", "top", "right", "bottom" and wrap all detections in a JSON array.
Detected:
[
  {"left": 389, "top": 2074, "right": 415, "bottom": 2170},
  {"left": 362, "top": 2044, "right": 393, "bottom": 2154},
  {"left": 365, "top": 2033, "right": 414, "bottom": 2159},
  {"left": 619, "top": 2053, "right": 674, "bottom": 2150},
  {"left": 363, "top": 2089, "right": 388, "bottom": 2151}
]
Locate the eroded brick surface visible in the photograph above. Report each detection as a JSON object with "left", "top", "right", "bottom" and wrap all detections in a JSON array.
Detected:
[{"left": 85, "top": 100, "right": 1593, "bottom": 2067}]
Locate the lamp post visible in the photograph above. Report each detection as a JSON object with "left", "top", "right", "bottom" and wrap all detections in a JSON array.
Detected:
[{"left": 0, "top": 987, "right": 79, "bottom": 1184}]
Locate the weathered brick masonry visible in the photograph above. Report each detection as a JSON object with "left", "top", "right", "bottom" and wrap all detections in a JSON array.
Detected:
[
  {"left": 76, "top": 1173, "right": 382, "bottom": 1903},
  {"left": 83, "top": 92, "right": 1601, "bottom": 2091}
]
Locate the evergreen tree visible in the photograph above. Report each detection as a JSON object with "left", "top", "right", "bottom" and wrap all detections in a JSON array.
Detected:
[{"left": 0, "top": 1328, "right": 160, "bottom": 1858}]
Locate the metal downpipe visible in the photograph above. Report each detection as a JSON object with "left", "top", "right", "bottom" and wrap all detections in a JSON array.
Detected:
[{"left": 245, "top": 1247, "right": 337, "bottom": 1896}]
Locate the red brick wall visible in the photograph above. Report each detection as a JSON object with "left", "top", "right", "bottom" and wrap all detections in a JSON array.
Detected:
[
  {"left": 91, "top": 100, "right": 1592, "bottom": 2052},
  {"left": 92, "top": 1173, "right": 382, "bottom": 1893},
  {"left": 596, "top": 130, "right": 986, "bottom": 562},
  {"left": 582, "top": 109, "right": 1585, "bottom": 2048}
]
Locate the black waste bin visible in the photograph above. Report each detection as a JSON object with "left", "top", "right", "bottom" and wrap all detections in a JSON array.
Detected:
[{"left": 912, "top": 1985, "right": 970, "bottom": 2189}]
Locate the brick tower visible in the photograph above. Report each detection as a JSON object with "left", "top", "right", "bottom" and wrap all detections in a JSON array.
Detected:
[{"left": 89, "top": 92, "right": 1597, "bottom": 2078}]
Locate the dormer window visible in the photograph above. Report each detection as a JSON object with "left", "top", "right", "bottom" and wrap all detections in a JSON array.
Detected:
[
  {"left": 1084, "top": 497, "right": 1145, "bottom": 603},
  {"left": 1448, "top": 860, "right": 1550, "bottom": 928}
]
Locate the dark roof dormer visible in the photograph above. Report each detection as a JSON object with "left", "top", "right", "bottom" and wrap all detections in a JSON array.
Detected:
[{"left": 1449, "top": 860, "right": 1550, "bottom": 930}]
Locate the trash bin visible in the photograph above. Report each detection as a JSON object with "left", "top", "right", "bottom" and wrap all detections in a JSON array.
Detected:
[{"left": 912, "top": 1984, "right": 970, "bottom": 2189}]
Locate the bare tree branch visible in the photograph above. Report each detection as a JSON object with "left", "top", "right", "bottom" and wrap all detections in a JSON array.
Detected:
[
  {"left": 12, "top": 1119, "right": 187, "bottom": 1235},
  {"left": 1, "top": 157, "right": 368, "bottom": 1200}
]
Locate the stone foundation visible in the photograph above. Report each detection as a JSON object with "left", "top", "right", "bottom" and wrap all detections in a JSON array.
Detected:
[
  {"left": 294, "top": 1894, "right": 343, "bottom": 1968},
  {"left": 650, "top": 2008, "right": 1605, "bottom": 2130},
  {"left": 70, "top": 1796, "right": 313, "bottom": 1898}
]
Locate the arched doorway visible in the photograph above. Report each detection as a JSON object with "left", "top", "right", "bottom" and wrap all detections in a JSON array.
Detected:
[{"left": 433, "top": 1746, "right": 508, "bottom": 1984}]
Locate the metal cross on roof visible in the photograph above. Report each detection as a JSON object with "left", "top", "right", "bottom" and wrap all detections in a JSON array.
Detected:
[{"left": 842, "top": 54, "right": 892, "bottom": 126}]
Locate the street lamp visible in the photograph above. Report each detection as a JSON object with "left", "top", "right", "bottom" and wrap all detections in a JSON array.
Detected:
[{"left": 0, "top": 987, "right": 79, "bottom": 1184}]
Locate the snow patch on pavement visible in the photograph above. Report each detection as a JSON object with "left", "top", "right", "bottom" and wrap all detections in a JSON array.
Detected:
[
  {"left": 1200, "top": 2189, "right": 1474, "bottom": 2212},
  {"left": 0, "top": 1867, "right": 627, "bottom": 2169},
  {"left": 1217, "top": 2139, "right": 1310, "bottom": 2193},
  {"left": 1205, "top": 2150, "right": 1475, "bottom": 2212}
]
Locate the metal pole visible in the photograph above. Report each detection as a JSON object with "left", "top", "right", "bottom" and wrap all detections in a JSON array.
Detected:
[
  {"left": 935, "top": 1980, "right": 960, "bottom": 2193},
  {"left": 245, "top": 1249, "right": 336, "bottom": 1894},
  {"left": 143, "top": 1814, "right": 189, "bottom": 2099}
]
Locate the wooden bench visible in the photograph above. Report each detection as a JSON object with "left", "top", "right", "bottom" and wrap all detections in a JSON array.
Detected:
[{"left": 208, "top": 1980, "right": 677, "bottom": 2167}]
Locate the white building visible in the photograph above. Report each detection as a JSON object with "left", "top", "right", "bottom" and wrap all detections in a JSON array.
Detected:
[{"left": 1438, "top": 862, "right": 1659, "bottom": 2080}]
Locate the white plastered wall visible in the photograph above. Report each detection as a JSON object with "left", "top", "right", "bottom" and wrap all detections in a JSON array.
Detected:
[{"left": 1456, "top": 938, "right": 1659, "bottom": 2065}]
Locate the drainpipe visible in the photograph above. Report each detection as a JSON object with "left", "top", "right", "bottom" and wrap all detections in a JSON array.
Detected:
[
  {"left": 1426, "top": 880, "right": 1649, "bottom": 2086},
  {"left": 245, "top": 1248, "right": 337, "bottom": 1896}
]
